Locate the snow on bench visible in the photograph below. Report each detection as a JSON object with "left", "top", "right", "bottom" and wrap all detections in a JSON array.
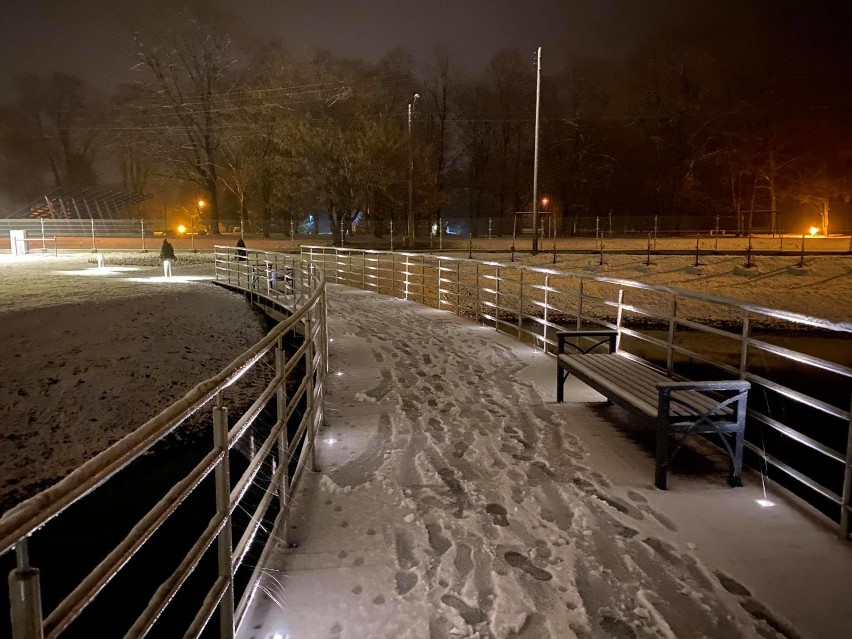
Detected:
[{"left": 556, "top": 329, "right": 750, "bottom": 490}]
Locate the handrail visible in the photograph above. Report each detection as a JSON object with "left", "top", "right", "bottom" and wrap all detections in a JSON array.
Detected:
[
  {"left": 303, "top": 245, "right": 850, "bottom": 332},
  {"left": 1, "top": 247, "right": 328, "bottom": 638},
  {"left": 0, "top": 274, "right": 322, "bottom": 555},
  {"left": 301, "top": 245, "right": 852, "bottom": 541}
]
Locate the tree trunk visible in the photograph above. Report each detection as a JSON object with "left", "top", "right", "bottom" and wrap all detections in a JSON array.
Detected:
[
  {"left": 821, "top": 200, "right": 830, "bottom": 237},
  {"left": 206, "top": 176, "right": 220, "bottom": 235}
]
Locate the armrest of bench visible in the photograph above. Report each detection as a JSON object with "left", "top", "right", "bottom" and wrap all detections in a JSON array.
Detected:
[
  {"left": 656, "top": 380, "right": 750, "bottom": 393},
  {"left": 556, "top": 330, "right": 618, "bottom": 355},
  {"left": 656, "top": 380, "right": 750, "bottom": 424}
]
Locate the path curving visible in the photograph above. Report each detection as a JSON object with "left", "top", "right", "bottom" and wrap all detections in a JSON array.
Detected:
[{"left": 239, "top": 284, "right": 844, "bottom": 639}]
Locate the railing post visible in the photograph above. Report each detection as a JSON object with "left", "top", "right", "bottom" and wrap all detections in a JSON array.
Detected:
[
  {"left": 390, "top": 252, "right": 396, "bottom": 297},
  {"left": 404, "top": 255, "right": 411, "bottom": 301},
  {"left": 475, "top": 263, "right": 481, "bottom": 324},
  {"left": 213, "top": 395, "right": 235, "bottom": 639},
  {"left": 305, "top": 317, "right": 318, "bottom": 472},
  {"left": 542, "top": 274, "right": 550, "bottom": 352},
  {"left": 841, "top": 393, "right": 852, "bottom": 540},
  {"left": 495, "top": 265, "right": 500, "bottom": 331},
  {"left": 739, "top": 314, "right": 750, "bottom": 380},
  {"left": 615, "top": 289, "right": 624, "bottom": 352},
  {"left": 8, "top": 539, "right": 43, "bottom": 639},
  {"left": 517, "top": 268, "right": 524, "bottom": 339},
  {"left": 420, "top": 257, "right": 426, "bottom": 305},
  {"left": 275, "top": 340, "right": 290, "bottom": 516},
  {"left": 274, "top": 253, "right": 280, "bottom": 300},
  {"left": 666, "top": 296, "right": 677, "bottom": 375},
  {"left": 456, "top": 260, "right": 461, "bottom": 315},
  {"left": 321, "top": 288, "right": 329, "bottom": 374},
  {"left": 576, "top": 279, "right": 584, "bottom": 329},
  {"left": 436, "top": 259, "right": 442, "bottom": 310},
  {"left": 235, "top": 248, "right": 240, "bottom": 288}
]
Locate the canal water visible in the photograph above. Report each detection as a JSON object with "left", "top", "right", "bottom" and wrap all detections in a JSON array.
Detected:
[{"left": 0, "top": 323, "right": 307, "bottom": 638}]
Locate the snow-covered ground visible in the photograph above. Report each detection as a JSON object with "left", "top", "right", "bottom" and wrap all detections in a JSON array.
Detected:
[
  {"left": 240, "top": 285, "right": 852, "bottom": 639},
  {"left": 1, "top": 248, "right": 850, "bottom": 639},
  {"left": 0, "top": 253, "right": 267, "bottom": 510},
  {"left": 493, "top": 252, "right": 851, "bottom": 326}
]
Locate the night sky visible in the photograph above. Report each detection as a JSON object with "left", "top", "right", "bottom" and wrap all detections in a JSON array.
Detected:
[{"left": 5, "top": 0, "right": 849, "bottom": 90}]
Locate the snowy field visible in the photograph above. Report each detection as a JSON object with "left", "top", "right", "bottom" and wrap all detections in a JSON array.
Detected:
[
  {"left": 494, "top": 251, "right": 851, "bottom": 326},
  {"left": 0, "top": 253, "right": 267, "bottom": 510}
]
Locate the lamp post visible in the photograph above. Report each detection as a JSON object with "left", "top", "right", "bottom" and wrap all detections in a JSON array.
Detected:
[
  {"left": 193, "top": 199, "right": 205, "bottom": 253},
  {"left": 531, "top": 46, "right": 542, "bottom": 255},
  {"left": 407, "top": 93, "right": 420, "bottom": 245}
]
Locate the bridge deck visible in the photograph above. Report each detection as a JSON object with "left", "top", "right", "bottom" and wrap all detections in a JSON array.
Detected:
[{"left": 238, "top": 284, "right": 852, "bottom": 639}]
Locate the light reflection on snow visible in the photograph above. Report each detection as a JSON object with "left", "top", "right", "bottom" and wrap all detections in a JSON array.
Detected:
[
  {"left": 125, "top": 275, "right": 211, "bottom": 284},
  {"left": 57, "top": 267, "right": 141, "bottom": 276},
  {"left": 756, "top": 499, "right": 775, "bottom": 508}
]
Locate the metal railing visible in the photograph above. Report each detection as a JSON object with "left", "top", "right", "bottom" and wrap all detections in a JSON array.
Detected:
[
  {"left": 303, "top": 245, "right": 852, "bottom": 540},
  {"left": 0, "top": 248, "right": 327, "bottom": 638}
]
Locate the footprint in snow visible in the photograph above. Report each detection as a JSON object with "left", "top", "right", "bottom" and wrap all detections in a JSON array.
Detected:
[
  {"left": 714, "top": 571, "right": 751, "bottom": 596},
  {"left": 485, "top": 502, "right": 509, "bottom": 527},
  {"left": 503, "top": 551, "right": 553, "bottom": 581}
]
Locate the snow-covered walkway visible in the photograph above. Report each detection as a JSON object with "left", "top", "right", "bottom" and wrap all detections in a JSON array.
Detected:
[{"left": 239, "top": 284, "right": 852, "bottom": 639}]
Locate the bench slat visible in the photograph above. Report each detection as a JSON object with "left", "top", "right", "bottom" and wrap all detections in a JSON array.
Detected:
[
  {"left": 556, "top": 346, "right": 749, "bottom": 490},
  {"left": 559, "top": 353, "right": 734, "bottom": 419}
]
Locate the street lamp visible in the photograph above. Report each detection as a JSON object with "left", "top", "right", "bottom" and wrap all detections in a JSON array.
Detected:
[
  {"left": 193, "top": 199, "right": 205, "bottom": 253},
  {"left": 407, "top": 93, "right": 419, "bottom": 245},
  {"left": 531, "top": 46, "right": 542, "bottom": 255}
]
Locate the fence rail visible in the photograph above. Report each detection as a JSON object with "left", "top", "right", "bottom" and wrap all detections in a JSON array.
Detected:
[
  {"left": 302, "top": 245, "right": 852, "bottom": 541},
  {"left": 0, "top": 248, "right": 327, "bottom": 638}
]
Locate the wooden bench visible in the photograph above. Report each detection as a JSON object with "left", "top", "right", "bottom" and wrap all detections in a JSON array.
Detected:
[{"left": 556, "top": 329, "right": 750, "bottom": 490}]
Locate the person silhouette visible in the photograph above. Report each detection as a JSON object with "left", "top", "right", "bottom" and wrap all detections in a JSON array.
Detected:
[
  {"left": 160, "top": 236, "right": 176, "bottom": 277},
  {"left": 235, "top": 236, "right": 247, "bottom": 261}
]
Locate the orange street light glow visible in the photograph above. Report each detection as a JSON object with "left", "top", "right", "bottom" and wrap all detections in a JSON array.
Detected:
[
  {"left": 808, "top": 226, "right": 819, "bottom": 236},
  {"left": 177, "top": 225, "right": 187, "bottom": 234},
  {"left": 197, "top": 199, "right": 206, "bottom": 208}
]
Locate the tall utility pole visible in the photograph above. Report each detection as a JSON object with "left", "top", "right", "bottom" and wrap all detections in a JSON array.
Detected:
[
  {"left": 407, "top": 93, "right": 420, "bottom": 245},
  {"left": 532, "top": 47, "right": 542, "bottom": 255}
]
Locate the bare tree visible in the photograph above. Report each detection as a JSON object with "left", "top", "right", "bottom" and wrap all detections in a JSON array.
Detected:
[
  {"left": 13, "top": 73, "right": 100, "bottom": 189},
  {"left": 110, "top": 84, "right": 159, "bottom": 195},
  {"left": 134, "top": 17, "right": 237, "bottom": 234},
  {"left": 423, "top": 48, "right": 458, "bottom": 236}
]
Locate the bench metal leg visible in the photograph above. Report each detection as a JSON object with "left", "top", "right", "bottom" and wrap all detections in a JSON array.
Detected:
[
  {"left": 556, "top": 366, "right": 569, "bottom": 403},
  {"left": 655, "top": 401, "right": 670, "bottom": 490},
  {"left": 655, "top": 427, "right": 669, "bottom": 490},
  {"left": 728, "top": 431, "right": 744, "bottom": 487}
]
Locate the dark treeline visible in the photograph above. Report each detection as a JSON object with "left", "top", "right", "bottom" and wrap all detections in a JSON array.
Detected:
[{"left": 1, "top": 4, "right": 850, "bottom": 244}]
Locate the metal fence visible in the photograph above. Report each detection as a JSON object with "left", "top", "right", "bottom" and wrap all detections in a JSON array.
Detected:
[
  {"left": 302, "top": 245, "right": 852, "bottom": 541},
  {"left": 0, "top": 248, "right": 327, "bottom": 638},
  {"left": 0, "top": 218, "right": 156, "bottom": 238}
]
